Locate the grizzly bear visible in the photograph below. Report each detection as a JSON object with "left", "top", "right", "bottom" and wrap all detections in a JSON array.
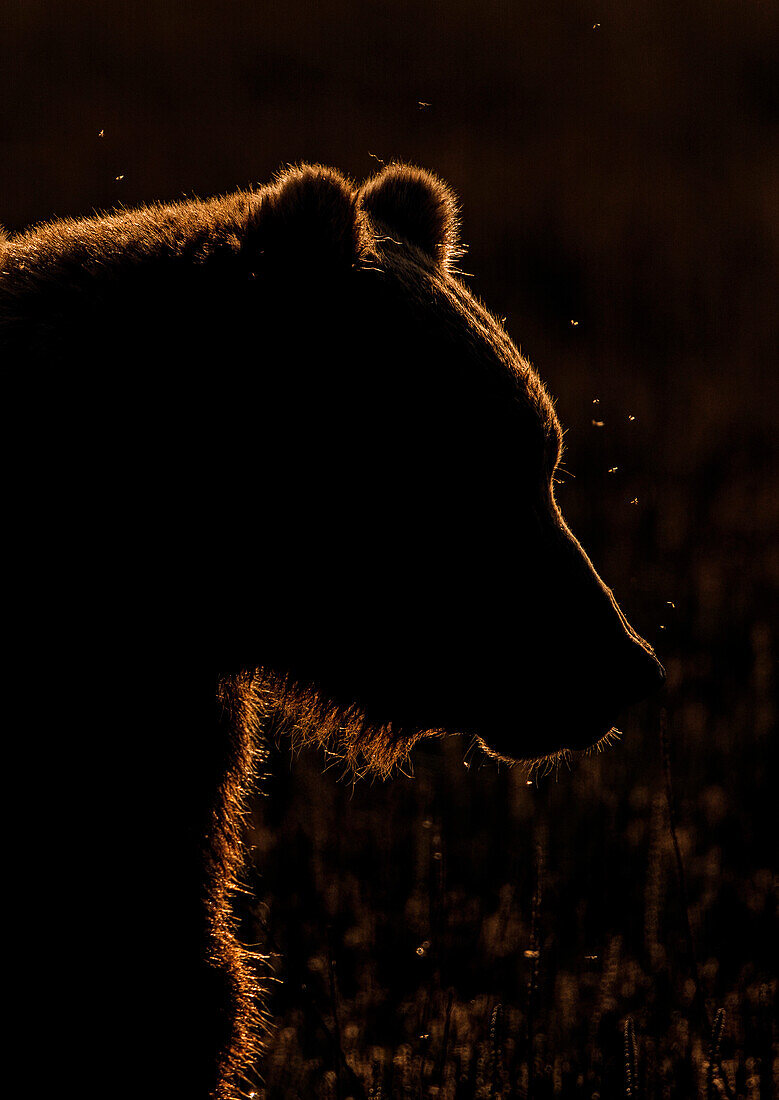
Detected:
[{"left": 1, "top": 163, "right": 663, "bottom": 1097}]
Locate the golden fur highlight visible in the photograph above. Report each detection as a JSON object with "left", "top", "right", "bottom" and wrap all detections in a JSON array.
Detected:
[
  {"left": 208, "top": 669, "right": 443, "bottom": 1096},
  {"left": 360, "top": 162, "right": 463, "bottom": 268}
]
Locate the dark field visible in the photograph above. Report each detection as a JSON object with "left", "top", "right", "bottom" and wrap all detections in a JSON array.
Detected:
[{"left": 3, "top": 1, "right": 775, "bottom": 1096}]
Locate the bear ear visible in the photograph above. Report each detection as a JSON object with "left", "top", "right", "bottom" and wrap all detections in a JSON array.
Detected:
[
  {"left": 251, "top": 164, "right": 369, "bottom": 270},
  {"left": 359, "top": 163, "right": 461, "bottom": 268}
]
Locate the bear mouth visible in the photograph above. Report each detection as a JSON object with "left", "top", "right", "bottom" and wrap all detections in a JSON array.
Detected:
[
  {"left": 464, "top": 718, "right": 623, "bottom": 772},
  {"left": 466, "top": 728, "right": 622, "bottom": 774}
]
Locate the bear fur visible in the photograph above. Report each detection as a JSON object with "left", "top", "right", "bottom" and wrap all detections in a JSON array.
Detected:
[{"left": 1, "top": 164, "right": 663, "bottom": 1097}]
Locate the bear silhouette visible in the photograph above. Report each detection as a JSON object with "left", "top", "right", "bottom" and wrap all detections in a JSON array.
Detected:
[{"left": 1, "top": 163, "right": 663, "bottom": 1097}]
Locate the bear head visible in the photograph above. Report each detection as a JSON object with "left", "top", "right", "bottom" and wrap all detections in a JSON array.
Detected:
[{"left": 1, "top": 162, "right": 664, "bottom": 764}]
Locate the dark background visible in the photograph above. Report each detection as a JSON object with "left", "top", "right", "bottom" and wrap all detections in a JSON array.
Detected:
[{"left": 3, "top": 2, "right": 775, "bottom": 1096}]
